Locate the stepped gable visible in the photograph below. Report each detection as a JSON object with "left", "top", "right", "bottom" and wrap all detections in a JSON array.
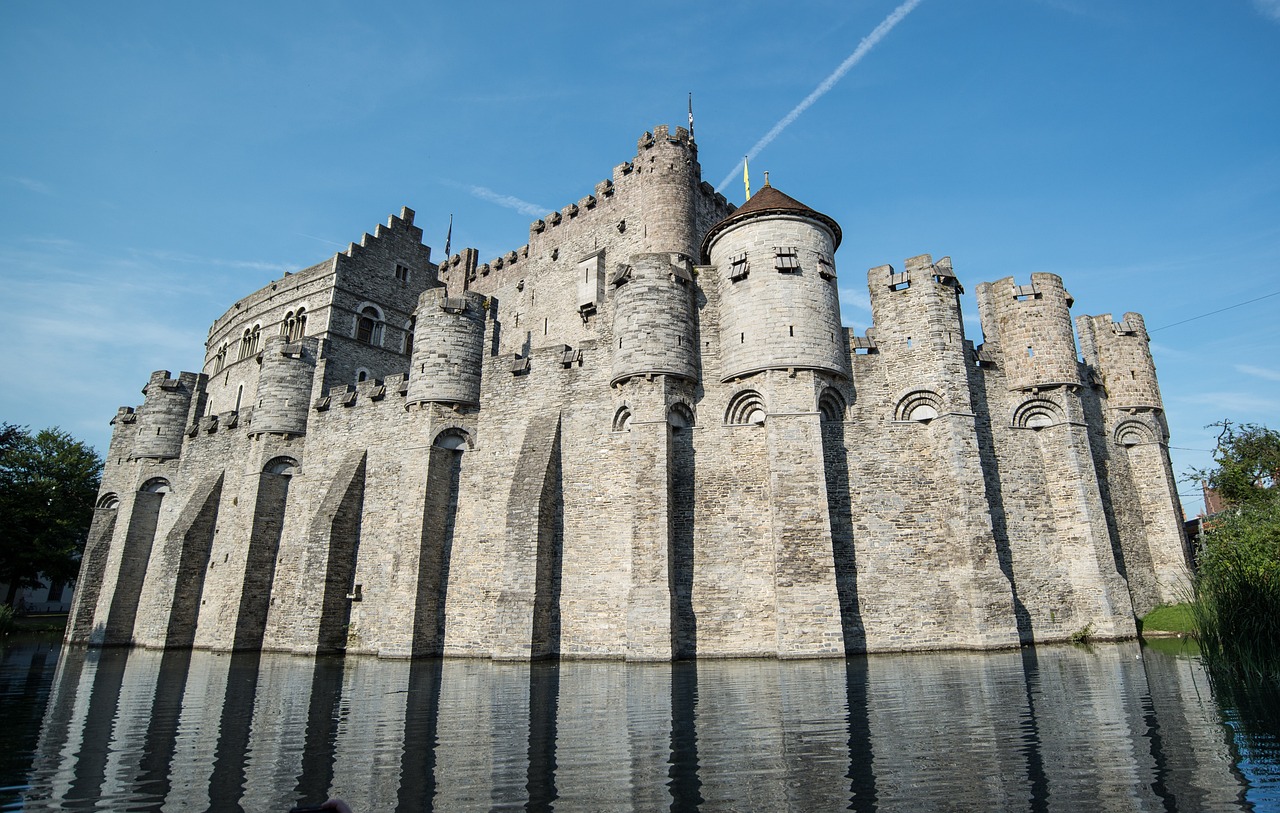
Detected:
[{"left": 699, "top": 180, "right": 842, "bottom": 262}]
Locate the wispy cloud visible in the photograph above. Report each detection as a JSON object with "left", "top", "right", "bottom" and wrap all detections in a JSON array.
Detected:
[
  {"left": 717, "top": 0, "right": 925, "bottom": 193},
  {"left": 1177, "top": 391, "right": 1275, "bottom": 414},
  {"left": 1253, "top": 0, "right": 1280, "bottom": 22},
  {"left": 469, "top": 185, "right": 547, "bottom": 217},
  {"left": 1235, "top": 363, "right": 1280, "bottom": 382},
  {"left": 11, "top": 176, "right": 53, "bottom": 195},
  {"left": 125, "top": 247, "right": 294, "bottom": 274},
  {"left": 839, "top": 286, "right": 872, "bottom": 312}
]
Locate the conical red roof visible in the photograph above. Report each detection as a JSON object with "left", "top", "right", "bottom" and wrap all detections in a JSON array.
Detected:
[{"left": 699, "top": 182, "right": 842, "bottom": 262}]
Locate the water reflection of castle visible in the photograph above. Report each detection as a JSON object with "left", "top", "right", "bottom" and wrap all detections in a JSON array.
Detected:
[
  {"left": 23, "top": 644, "right": 1254, "bottom": 810},
  {"left": 70, "top": 125, "right": 1190, "bottom": 660}
]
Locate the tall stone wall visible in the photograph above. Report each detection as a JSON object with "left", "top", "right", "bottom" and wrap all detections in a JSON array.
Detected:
[{"left": 69, "top": 124, "right": 1189, "bottom": 661}]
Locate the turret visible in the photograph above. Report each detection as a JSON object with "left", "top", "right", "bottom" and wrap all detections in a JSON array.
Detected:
[
  {"left": 1076, "top": 312, "right": 1163, "bottom": 411},
  {"left": 249, "top": 335, "right": 319, "bottom": 436},
  {"left": 610, "top": 253, "right": 699, "bottom": 386},
  {"left": 636, "top": 125, "right": 699, "bottom": 259},
  {"left": 703, "top": 181, "right": 846, "bottom": 382},
  {"left": 132, "top": 371, "right": 200, "bottom": 459},
  {"left": 406, "top": 289, "right": 488, "bottom": 407},
  {"left": 975, "top": 273, "right": 1080, "bottom": 392}
]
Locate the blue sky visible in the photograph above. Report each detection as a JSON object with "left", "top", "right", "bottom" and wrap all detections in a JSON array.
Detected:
[{"left": 3, "top": 0, "right": 1278, "bottom": 515}]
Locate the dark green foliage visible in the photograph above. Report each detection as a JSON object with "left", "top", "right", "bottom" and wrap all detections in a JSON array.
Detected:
[
  {"left": 1191, "top": 501, "right": 1280, "bottom": 684},
  {"left": 0, "top": 423, "right": 103, "bottom": 607}
]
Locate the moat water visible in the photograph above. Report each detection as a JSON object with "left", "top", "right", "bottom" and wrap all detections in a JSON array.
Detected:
[{"left": 1, "top": 638, "right": 1277, "bottom": 812}]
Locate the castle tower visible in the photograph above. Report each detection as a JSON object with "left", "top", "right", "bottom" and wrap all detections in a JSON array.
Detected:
[
  {"left": 406, "top": 289, "right": 488, "bottom": 408},
  {"left": 975, "top": 273, "right": 1080, "bottom": 392},
  {"left": 703, "top": 180, "right": 847, "bottom": 383},
  {"left": 974, "top": 274, "right": 1135, "bottom": 641},
  {"left": 1076, "top": 312, "right": 1162, "bottom": 411},
  {"left": 866, "top": 254, "right": 971, "bottom": 412},
  {"left": 1077, "top": 311, "right": 1188, "bottom": 610},
  {"left": 636, "top": 124, "right": 699, "bottom": 258},
  {"left": 132, "top": 371, "right": 201, "bottom": 459},
  {"left": 609, "top": 253, "right": 699, "bottom": 386},
  {"left": 249, "top": 335, "right": 318, "bottom": 436},
  {"left": 696, "top": 181, "right": 850, "bottom": 656}
]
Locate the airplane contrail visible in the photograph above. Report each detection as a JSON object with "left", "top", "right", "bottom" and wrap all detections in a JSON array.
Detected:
[
  {"left": 469, "top": 185, "right": 548, "bottom": 217},
  {"left": 716, "top": 0, "right": 925, "bottom": 194}
]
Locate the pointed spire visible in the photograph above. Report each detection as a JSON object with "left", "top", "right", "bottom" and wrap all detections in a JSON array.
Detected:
[{"left": 763, "top": 171, "right": 770, "bottom": 188}]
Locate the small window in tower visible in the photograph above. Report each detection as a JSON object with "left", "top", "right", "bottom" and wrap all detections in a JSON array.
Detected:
[
  {"left": 774, "top": 247, "right": 800, "bottom": 273},
  {"left": 818, "top": 254, "right": 836, "bottom": 280},
  {"left": 729, "top": 252, "right": 749, "bottom": 281},
  {"left": 1027, "top": 346, "right": 1035, "bottom": 358},
  {"left": 395, "top": 263, "right": 410, "bottom": 282}
]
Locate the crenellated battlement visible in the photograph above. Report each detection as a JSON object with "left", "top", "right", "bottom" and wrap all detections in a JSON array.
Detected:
[
  {"left": 1076, "top": 311, "right": 1162, "bottom": 411},
  {"left": 975, "top": 273, "right": 1080, "bottom": 392}
]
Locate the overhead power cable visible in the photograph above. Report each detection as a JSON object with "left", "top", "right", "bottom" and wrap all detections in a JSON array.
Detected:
[{"left": 1149, "top": 290, "right": 1280, "bottom": 332}]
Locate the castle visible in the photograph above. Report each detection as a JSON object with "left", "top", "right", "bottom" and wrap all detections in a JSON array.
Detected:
[{"left": 67, "top": 125, "right": 1190, "bottom": 660}]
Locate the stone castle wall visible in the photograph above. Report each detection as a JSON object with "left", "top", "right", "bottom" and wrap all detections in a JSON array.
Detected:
[{"left": 66, "top": 125, "right": 1191, "bottom": 660}]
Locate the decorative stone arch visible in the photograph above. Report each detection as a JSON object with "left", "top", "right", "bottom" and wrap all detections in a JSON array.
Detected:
[
  {"left": 354, "top": 302, "right": 386, "bottom": 346},
  {"left": 1012, "top": 398, "right": 1065, "bottom": 430},
  {"left": 96, "top": 492, "right": 121, "bottom": 509},
  {"left": 432, "top": 426, "right": 474, "bottom": 451},
  {"left": 140, "top": 477, "right": 171, "bottom": 494},
  {"left": 1114, "top": 419, "right": 1157, "bottom": 447},
  {"left": 264, "top": 456, "right": 300, "bottom": 476},
  {"left": 612, "top": 405, "right": 633, "bottom": 433},
  {"left": 725, "top": 389, "right": 767, "bottom": 426},
  {"left": 668, "top": 401, "right": 696, "bottom": 430},
  {"left": 818, "top": 387, "right": 847, "bottom": 423},
  {"left": 895, "top": 389, "right": 943, "bottom": 423}
]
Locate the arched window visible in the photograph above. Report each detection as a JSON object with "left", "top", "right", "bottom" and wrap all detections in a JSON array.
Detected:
[
  {"left": 140, "top": 478, "right": 171, "bottom": 494},
  {"left": 726, "top": 390, "right": 767, "bottom": 426},
  {"left": 895, "top": 390, "right": 943, "bottom": 423},
  {"left": 432, "top": 428, "right": 470, "bottom": 450},
  {"left": 281, "top": 308, "right": 307, "bottom": 342},
  {"left": 238, "top": 327, "right": 254, "bottom": 360},
  {"left": 213, "top": 342, "right": 228, "bottom": 373},
  {"left": 818, "top": 388, "right": 847, "bottom": 423},
  {"left": 403, "top": 317, "right": 415, "bottom": 355},
  {"left": 613, "top": 406, "right": 633, "bottom": 433},
  {"left": 356, "top": 306, "right": 384, "bottom": 345},
  {"left": 668, "top": 402, "right": 695, "bottom": 431},
  {"left": 355, "top": 368, "right": 371, "bottom": 384},
  {"left": 264, "top": 456, "right": 299, "bottom": 476}
]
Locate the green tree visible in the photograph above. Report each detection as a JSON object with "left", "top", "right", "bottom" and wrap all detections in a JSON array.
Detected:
[
  {"left": 0, "top": 424, "right": 104, "bottom": 608},
  {"left": 1188, "top": 420, "right": 1280, "bottom": 683},
  {"left": 1192, "top": 420, "right": 1280, "bottom": 508}
]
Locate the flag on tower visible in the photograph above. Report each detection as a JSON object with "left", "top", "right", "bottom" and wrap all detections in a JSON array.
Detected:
[
  {"left": 444, "top": 213, "right": 453, "bottom": 258},
  {"left": 743, "top": 156, "right": 750, "bottom": 201},
  {"left": 688, "top": 92, "right": 694, "bottom": 139}
]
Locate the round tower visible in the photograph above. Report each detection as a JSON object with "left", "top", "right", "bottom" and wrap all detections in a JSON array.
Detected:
[
  {"left": 249, "top": 335, "right": 318, "bottom": 436},
  {"left": 133, "top": 370, "right": 199, "bottom": 459},
  {"left": 1076, "top": 312, "right": 1163, "bottom": 410},
  {"left": 406, "top": 289, "right": 487, "bottom": 407},
  {"left": 637, "top": 125, "right": 699, "bottom": 258},
  {"left": 702, "top": 180, "right": 847, "bottom": 382},
  {"left": 610, "top": 253, "right": 699, "bottom": 386},
  {"left": 978, "top": 272, "right": 1080, "bottom": 392}
]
